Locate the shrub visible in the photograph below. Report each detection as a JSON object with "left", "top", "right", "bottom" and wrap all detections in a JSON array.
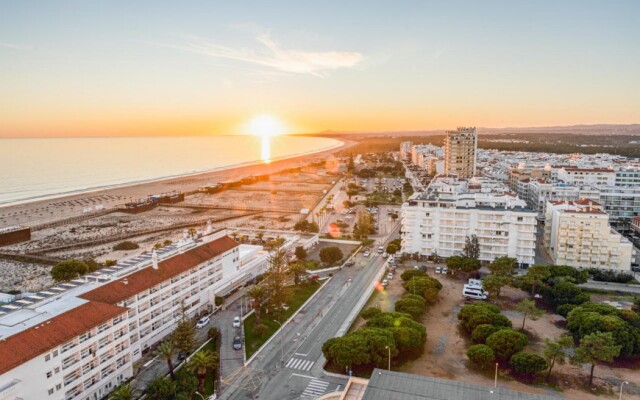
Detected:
[
  {"left": 113, "top": 241, "right": 139, "bottom": 251},
  {"left": 320, "top": 246, "right": 344, "bottom": 265},
  {"left": 400, "top": 269, "right": 426, "bottom": 282},
  {"left": 458, "top": 303, "right": 511, "bottom": 334},
  {"left": 361, "top": 307, "right": 382, "bottom": 320},
  {"left": 403, "top": 276, "right": 442, "bottom": 301},
  {"left": 51, "top": 260, "right": 89, "bottom": 282},
  {"left": 215, "top": 296, "right": 224, "bottom": 307},
  {"left": 395, "top": 294, "right": 427, "bottom": 319},
  {"left": 486, "top": 329, "right": 529, "bottom": 361},
  {"left": 509, "top": 352, "right": 548, "bottom": 376},
  {"left": 471, "top": 324, "right": 501, "bottom": 344},
  {"left": 556, "top": 303, "right": 577, "bottom": 318},
  {"left": 207, "top": 327, "right": 221, "bottom": 343},
  {"left": 467, "top": 344, "right": 495, "bottom": 367}
]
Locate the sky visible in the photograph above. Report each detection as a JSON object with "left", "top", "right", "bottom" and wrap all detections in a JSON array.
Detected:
[{"left": 1, "top": 0, "right": 639, "bottom": 137}]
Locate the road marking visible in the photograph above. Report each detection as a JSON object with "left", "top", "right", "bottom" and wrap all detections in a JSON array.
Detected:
[
  {"left": 285, "top": 357, "right": 315, "bottom": 371},
  {"left": 294, "top": 352, "right": 308, "bottom": 356},
  {"left": 301, "top": 379, "right": 329, "bottom": 397}
]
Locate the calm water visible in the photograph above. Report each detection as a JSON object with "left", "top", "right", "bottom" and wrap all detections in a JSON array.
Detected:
[{"left": 0, "top": 135, "right": 341, "bottom": 206}]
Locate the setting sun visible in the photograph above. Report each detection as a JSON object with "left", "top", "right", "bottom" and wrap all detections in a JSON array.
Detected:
[{"left": 247, "top": 114, "right": 286, "bottom": 138}]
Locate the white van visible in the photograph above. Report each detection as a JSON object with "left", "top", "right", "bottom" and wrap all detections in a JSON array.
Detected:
[{"left": 462, "top": 284, "right": 488, "bottom": 300}]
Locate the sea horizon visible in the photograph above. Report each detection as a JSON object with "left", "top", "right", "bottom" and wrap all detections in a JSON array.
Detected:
[{"left": 0, "top": 135, "right": 342, "bottom": 207}]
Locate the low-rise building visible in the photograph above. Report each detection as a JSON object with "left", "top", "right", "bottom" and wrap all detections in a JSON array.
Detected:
[
  {"left": 0, "top": 227, "right": 313, "bottom": 400},
  {"left": 543, "top": 199, "right": 632, "bottom": 271}
]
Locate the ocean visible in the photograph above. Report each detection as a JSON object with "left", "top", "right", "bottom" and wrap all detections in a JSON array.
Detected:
[{"left": 0, "top": 135, "right": 342, "bottom": 206}]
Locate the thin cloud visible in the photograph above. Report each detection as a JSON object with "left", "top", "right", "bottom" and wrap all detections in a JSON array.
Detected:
[
  {"left": 179, "top": 34, "right": 363, "bottom": 77},
  {"left": 0, "top": 42, "right": 27, "bottom": 50}
]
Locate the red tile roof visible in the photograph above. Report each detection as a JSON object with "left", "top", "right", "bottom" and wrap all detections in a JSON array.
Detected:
[
  {"left": 80, "top": 236, "right": 238, "bottom": 305},
  {"left": 0, "top": 301, "right": 127, "bottom": 375}
]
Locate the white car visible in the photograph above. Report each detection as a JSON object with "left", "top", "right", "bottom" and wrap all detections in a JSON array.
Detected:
[
  {"left": 195, "top": 316, "right": 210, "bottom": 329},
  {"left": 387, "top": 273, "right": 393, "bottom": 280},
  {"left": 382, "top": 253, "right": 388, "bottom": 258},
  {"left": 442, "top": 267, "right": 449, "bottom": 275},
  {"left": 435, "top": 267, "right": 442, "bottom": 274},
  {"left": 381, "top": 279, "right": 388, "bottom": 287},
  {"left": 232, "top": 316, "right": 241, "bottom": 328},
  {"left": 363, "top": 251, "right": 370, "bottom": 257}
]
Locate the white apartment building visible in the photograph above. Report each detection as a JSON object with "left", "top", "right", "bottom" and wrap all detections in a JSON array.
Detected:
[
  {"left": 615, "top": 168, "right": 640, "bottom": 187},
  {"left": 401, "top": 190, "right": 536, "bottom": 265},
  {"left": 555, "top": 166, "right": 616, "bottom": 187},
  {"left": 0, "top": 227, "right": 313, "bottom": 400},
  {"left": 400, "top": 141, "right": 413, "bottom": 161},
  {"left": 598, "top": 187, "right": 640, "bottom": 235},
  {"left": 544, "top": 199, "right": 632, "bottom": 271},
  {"left": 410, "top": 144, "right": 442, "bottom": 167},
  {"left": 527, "top": 180, "right": 600, "bottom": 220},
  {"left": 444, "top": 127, "right": 477, "bottom": 179}
]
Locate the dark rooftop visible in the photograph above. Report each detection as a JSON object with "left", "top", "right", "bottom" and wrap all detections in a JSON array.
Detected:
[{"left": 362, "top": 370, "right": 562, "bottom": 400}]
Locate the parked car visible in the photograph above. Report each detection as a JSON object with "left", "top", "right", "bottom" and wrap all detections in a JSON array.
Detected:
[
  {"left": 195, "top": 316, "right": 210, "bottom": 329},
  {"left": 233, "top": 336, "right": 243, "bottom": 350},
  {"left": 363, "top": 251, "right": 370, "bottom": 257},
  {"left": 442, "top": 267, "right": 449, "bottom": 275},
  {"left": 381, "top": 279, "right": 388, "bottom": 288},
  {"left": 387, "top": 273, "right": 393, "bottom": 280},
  {"left": 233, "top": 316, "right": 241, "bottom": 328},
  {"left": 382, "top": 252, "right": 388, "bottom": 258},
  {"left": 435, "top": 266, "right": 442, "bottom": 274},
  {"left": 345, "top": 260, "right": 355, "bottom": 267}
]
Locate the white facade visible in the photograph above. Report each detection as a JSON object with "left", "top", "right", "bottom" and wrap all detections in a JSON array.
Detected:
[
  {"left": 527, "top": 180, "right": 600, "bottom": 220},
  {"left": 401, "top": 191, "right": 536, "bottom": 265},
  {"left": 544, "top": 200, "right": 632, "bottom": 271},
  {"left": 555, "top": 167, "right": 616, "bottom": 187},
  {"left": 0, "top": 233, "right": 266, "bottom": 400},
  {"left": 400, "top": 141, "right": 412, "bottom": 161}
]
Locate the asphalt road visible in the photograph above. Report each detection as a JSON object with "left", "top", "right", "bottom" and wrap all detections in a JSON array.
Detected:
[{"left": 221, "top": 224, "right": 400, "bottom": 400}]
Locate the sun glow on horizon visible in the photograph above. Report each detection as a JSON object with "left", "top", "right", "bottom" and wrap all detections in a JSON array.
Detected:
[
  {"left": 247, "top": 114, "right": 286, "bottom": 138},
  {"left": 247, "top": 114, "right": 286, "bottom": 163}
]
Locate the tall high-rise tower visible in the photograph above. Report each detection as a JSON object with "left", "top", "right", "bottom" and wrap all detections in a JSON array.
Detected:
[{"left": 444, "top": 127, "right": 477, "bottom": 179}]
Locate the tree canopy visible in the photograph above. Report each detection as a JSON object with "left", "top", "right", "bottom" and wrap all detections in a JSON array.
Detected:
[{"left": 51, "top": 260, "right": 89, "bottom": 282}]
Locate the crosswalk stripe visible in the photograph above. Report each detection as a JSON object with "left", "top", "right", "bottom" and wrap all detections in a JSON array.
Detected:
[{"left": 285, "top": 358, "right": 295, "bottom": 368}]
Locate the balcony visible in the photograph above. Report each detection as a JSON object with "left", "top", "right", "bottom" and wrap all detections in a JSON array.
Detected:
[{"left": 62, "top": 356, "right": 80, "bottom": 370}]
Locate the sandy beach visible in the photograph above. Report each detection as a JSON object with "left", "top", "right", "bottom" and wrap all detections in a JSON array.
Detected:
[
  {"left": 0, "top": 138, "right": 353, "bottom": 292},
  {"left": 0, "top": 138, "right": 353, "bottom": 228}
]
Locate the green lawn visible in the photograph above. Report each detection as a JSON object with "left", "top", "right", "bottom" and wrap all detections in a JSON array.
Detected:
[{"left": 244, "top": 281, "right": 322, "bottom": 358}]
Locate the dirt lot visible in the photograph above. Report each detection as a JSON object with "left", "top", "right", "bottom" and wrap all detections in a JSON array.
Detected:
[{"left": 374, "top": 263, "right": 640, "bottom": 399}]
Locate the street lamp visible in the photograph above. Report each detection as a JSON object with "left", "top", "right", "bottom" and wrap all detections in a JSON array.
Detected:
[
  {"left": 619, "top": 381, "right": 629, "bottom": 400},
  {"left": 384, "top": 346, "right": 391, "bottom": 371},
  {"left": 494, "top": 363, "right": 499, "bottom": 388},
  {"left": 194, "top": 392, "right": 205, "bottom": 400}
]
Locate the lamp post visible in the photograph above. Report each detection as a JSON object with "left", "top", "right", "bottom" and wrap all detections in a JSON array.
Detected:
[
  {"left": 195, "top": 392, "right": 205, "bottom": 400},
  {"left": 384, "top": 346, "right": 391, "bottom": 371},
  {"left": 494, "top": 363, "right": 499, "bottom": 388},
  {"left": 619, "top": 381, "right": 629, "bottom": 400}
]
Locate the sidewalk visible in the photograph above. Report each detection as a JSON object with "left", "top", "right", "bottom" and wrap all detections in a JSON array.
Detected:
[{"left": 131, "top": 290, "right": 247, "bottom": 393}]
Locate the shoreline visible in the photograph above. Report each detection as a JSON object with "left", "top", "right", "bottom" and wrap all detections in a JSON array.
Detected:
[
  {"left": 0, "top": 138, "right": 355, "bottom": 227},
  {"left": 0, "top": 137, "right": 347, "bottom": 209}
]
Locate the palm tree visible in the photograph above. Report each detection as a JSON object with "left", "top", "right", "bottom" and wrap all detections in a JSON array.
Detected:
[
  {"left": 186, "top": 350, "right": 219, "bottom": 394},
  {"left": 109, "top": 383, "right": 139, "bottom": 400},
  {"left": 155, "top": 340, "right": 176, "bottom": 380},
  {"left": 257, "top": 232, "right": 264, "bottom": 243},
  {"left": 248, "top": 284, "right": 267, "bottom": 324}
]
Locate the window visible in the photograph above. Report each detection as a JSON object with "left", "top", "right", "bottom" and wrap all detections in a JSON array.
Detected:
[
  {"left": 46, "top": 371, "right": 52, "bottom": 378},
  {"left": 45, "top": 354, "right": 51, "bottom": 362},
  {"left": 48, "top": 388, "right": 54, "bottom": 395},
  {"left": 56, "top": 384, "right": 62, "bottom": 390},
  {"left": 54, "top": 367, "right": 60, "bottom": 374},
  {"left": 52, "top": 350, "right": 58, "bottom": 357}
]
